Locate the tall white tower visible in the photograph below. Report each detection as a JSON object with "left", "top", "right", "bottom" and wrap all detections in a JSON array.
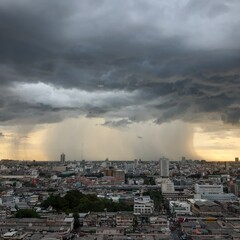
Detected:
[{"left": 159, "top": 157, "right": 169, "bottom": 177}]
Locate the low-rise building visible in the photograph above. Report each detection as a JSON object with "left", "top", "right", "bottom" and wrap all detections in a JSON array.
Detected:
[
  {"left": 149, "top": 216, "right": 169, "bottom": 228},
  {"left": 134, "top": 196, "right": 154, "bottom": 215},
  {"left": 190, "top": 200, "right": 222, "bottom": 217},
  {"left": 181, "top": 218, "right": 240, "bottom": 240},
  {"left": 160, "top": 178, "right": 175, "bottom": 193},
  {"left": 195, "top": 184, "right": 223, "bottom": 194},
  {"left": 116, "top": 212, "right": 134, "bottom": 227},
  {"left": 0, "top": 214, "right": 74, "bottom": 238},
  {"left": 195, "top": 183, "right": 238, "bottom": 201},
  {"left": 169, "top": 201, "right": 191, "bottom": 215}
]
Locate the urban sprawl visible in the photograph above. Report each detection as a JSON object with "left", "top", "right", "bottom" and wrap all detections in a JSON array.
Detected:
[{"left": 0, "top": 156, "right": 240, "bottom": 240}]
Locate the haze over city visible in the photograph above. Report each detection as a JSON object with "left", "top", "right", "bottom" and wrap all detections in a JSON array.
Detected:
[{"left": 0, "top": 0, "right": 240, "bottom": 161}]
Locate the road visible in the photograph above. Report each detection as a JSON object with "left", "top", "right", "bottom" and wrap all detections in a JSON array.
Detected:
[{"left": 171, "top": 230, "right": 180, "bottom": 240}]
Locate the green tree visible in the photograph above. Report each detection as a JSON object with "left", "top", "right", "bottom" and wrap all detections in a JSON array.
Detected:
[
  {"left": 15, "top": 209, "right": 40, "bottom": 218},
  {"left": 73, "top": 212, "right": 80, "bottom": 229},
  {"left": 143, "top": 177, "right": 155, "bottom": 185},
  {"left": 144, "top": 190, "right": 163, "bottom": 212},
  {"left": 41, "top": 190, "right": 133, "bottom": 213}
]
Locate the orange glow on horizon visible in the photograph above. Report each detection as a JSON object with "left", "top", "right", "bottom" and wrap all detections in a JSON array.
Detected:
[
  {"left": 1, "top": 119, "right": 240, "bottom": 162},
  {"left": 193, "top": 126, "right": 240, "bottom": 162}
]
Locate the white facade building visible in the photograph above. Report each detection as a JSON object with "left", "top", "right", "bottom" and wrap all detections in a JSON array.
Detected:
[
  {"left": 161, "top": 179, "right": 175, "bottom": 193},
  {"left": 195, "top": 184, "right": 237, "bottom": 201},
  {"left": 195, "top": 184, "right": 223, "bottom": 194},
  {"left": 134, "top": 196, "right": 154, "bottom": 215},
  {"left": 169, "top": 201, "right": 191, "bottom": 215}
]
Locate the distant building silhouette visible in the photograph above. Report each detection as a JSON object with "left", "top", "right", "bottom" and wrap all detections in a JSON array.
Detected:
[{"left": 60, "top": 153, "right": 65, "bottom": 164}]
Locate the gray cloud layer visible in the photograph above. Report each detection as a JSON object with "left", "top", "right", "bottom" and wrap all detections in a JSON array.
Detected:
[{"left": 0, "top": 0, "right": 240, "bottom": 126}]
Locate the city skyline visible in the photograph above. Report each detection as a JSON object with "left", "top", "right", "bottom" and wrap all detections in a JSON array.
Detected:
[{"left": 0, "top": 0, "right": 240, "bottom": 161}]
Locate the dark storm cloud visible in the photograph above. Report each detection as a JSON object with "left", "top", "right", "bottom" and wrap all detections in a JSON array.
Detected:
[
  {"left": 0, "top": 99, "right": 62, "bottom": 124},
  {"left": 0, "top": 0, "right": 240, "bottom": 126},
  {"left": 101, "top": 119, "right": 133, "bottom": 128},
  {"left": 222, "top": 108, "right": 240, "bottom": 124}
]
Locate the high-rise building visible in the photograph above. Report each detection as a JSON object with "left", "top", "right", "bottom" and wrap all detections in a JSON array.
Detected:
[
  {"left": 60, "top": 153, "right": 65, "bottom": 164},
  {"left": 225, "top": 161, "right": 230, "bottom": 170},
  {"left": 235, "top": 157, "right": 239, "bottom": 162},
  {"left": 159, "top": 157, "right": 169, "bottom": 177}
]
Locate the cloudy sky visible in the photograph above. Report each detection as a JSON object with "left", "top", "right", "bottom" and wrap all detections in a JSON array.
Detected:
[{"left": 0, "top": 0, "right": 240, "bottom": 161}]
